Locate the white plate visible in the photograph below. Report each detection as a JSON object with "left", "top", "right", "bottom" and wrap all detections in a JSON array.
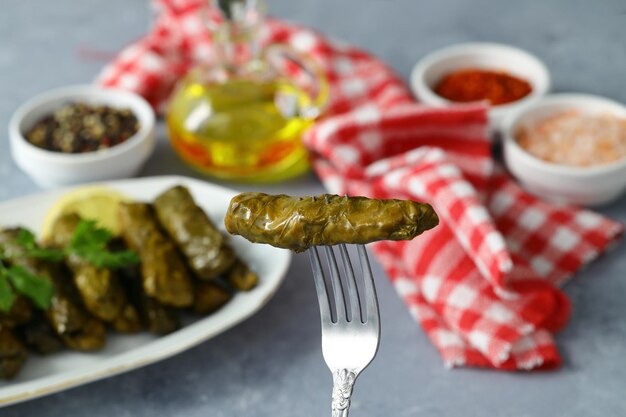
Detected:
[{"left": 0, "top": 176, "right": 291, "bottom": 407}]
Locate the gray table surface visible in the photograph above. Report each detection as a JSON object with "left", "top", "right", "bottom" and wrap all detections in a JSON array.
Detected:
[{"left": 2, "top": 0, "right": 626, "bottom": 416}]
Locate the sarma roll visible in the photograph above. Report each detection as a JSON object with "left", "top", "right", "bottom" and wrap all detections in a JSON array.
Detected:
[
  {"left": 139, "top": 297, "right": 180, "bottom": 335},
  {"left": 193, "top": 281, "right": 232, "bottom": 314},
  {"left": 18, "top": 311, "right": 64, "bottom": 355},
  {"left": 118, "top": 203, "right": 194, "bottom": 308},
  {"left": 154, "top": 186, "right": 236, "bottom": 280},
  {"left": 0, "top": 326, "right": 27, "bottom": 379},
  {"left": 0, "top": 294, "right": 33, "bottom": 328},
  {"left": 111, "top": 303, "right": 143, "bottom": 334},
  {"left": 118, "top": 265, "right": 180, "bottom": 335},
  {"left": 225, "top": 193, "right": 439, "bottom": 252},
  {"left": 48, "top": 213, "right": 127, "bottom": 322},
  {"left": 0, "top": 229, "right": 106, "bottom": 351},
  {"left": 226, "top": 260, "right": 258, "bottom": 292}
]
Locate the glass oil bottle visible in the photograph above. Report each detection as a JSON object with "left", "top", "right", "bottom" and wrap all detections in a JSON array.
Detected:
[{"left": 166, "top": 0, "right": 328, "bottom": 182}]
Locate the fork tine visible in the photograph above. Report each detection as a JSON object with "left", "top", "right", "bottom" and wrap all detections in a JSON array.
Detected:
[
  {"left": 357, "top": 245, "right": 379, "bottom": 325},
  {"left": 308, "top": 247, "right": 332, "bottom": 326},
  {"left": 338, "top": 244, "right": 362, "bottom": 323},
  {"left": 324, "top": 246, "right": 347, "bottom": 323}
]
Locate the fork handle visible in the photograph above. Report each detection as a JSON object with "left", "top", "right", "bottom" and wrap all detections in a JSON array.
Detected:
[{"left": 331, "top": 369, "right": 357, "bottom": 417}]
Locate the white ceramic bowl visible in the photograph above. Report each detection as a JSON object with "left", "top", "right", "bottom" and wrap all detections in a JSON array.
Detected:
[
  {"left": 9, "top": 85, "right": 156, "bottom": 189},
  {"left": 410, "top": 42, "right": 551, "bottom": 130},
  {"left": 502, "top": 93, "right": 626, "bottom": 207}
]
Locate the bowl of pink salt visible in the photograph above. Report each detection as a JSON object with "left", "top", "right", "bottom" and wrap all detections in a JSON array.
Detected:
[{"left": 502, "top": 93, "right": 626, "bottom": 206}]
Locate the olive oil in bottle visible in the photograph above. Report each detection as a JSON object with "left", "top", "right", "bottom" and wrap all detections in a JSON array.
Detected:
[
  {"left": 167, "top": 78, "right": 315, "bottom": 182},
  {"left": 166, "top": 0, "right": 327, "bottom": 182}
]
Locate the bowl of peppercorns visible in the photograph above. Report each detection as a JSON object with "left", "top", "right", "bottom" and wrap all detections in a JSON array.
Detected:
[{"left": 9, "top": 85, "right": 155, "bottom": 188}]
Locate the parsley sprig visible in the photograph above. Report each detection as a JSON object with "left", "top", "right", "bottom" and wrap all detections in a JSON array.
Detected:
[
  {"left": 68, "top": 220, "right": 140, "bottom": 268},
  {"left": 0, "top": 220, "right": 140, "bottom": 312},
  {"left": 15, "top": 229, "right": 65, "bottom": 262},
  {"left": 0, "top": 263, "right": 54, "bottom": 311}
]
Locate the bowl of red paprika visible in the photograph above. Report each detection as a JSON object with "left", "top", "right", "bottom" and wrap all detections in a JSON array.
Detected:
[{"left": 410, "top": 42, "right": 550, "bottom": 130}]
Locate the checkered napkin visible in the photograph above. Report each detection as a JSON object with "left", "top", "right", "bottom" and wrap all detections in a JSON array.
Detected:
[{"left": 97, "top": 0, "right": 624, "bottom": 370}]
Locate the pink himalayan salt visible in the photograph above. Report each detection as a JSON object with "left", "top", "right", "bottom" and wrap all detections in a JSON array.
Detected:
[{"left": 516, "top": 110, "right": 626, "bottom": 167}]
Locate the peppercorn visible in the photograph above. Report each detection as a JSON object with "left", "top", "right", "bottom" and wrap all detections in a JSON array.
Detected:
[{"left": 24, "top": 103, "right": 140, "bottom": 153}]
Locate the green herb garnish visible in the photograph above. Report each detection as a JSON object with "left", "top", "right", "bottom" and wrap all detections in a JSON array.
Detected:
[
  {"left": 4, "top": 265, "right": 54, "bottom": 310},
  {"left": 0, "top": 220, "right": 139, "bottom": 312},
  {"left": 0, "top": 263, "right": 53, "bottom": 312},
  {"left": 69, "top": 220, "right": 140, "bottom": 268},
  {"left": 0, "top": 269, "right": 17, "bottom": 312},
  {"left": 16, "top": 229, "right": 65, "bottom": 262}
]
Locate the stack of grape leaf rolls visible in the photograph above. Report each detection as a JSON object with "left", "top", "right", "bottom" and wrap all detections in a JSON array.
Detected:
[
  {"left": 0, "top": 185, "right": 257, "bottom": 379},
  {"left": 224, "top": 193, "right": 439, "bottom": 251}
]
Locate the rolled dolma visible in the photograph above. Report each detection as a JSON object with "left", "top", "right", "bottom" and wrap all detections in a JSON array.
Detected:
[
  {"left": 224, "top": 193, "right": 439, "bottom": 252},
  {"left": 111, "top": 303, "right": 143, "bottom": 334},
  {"left": 0, "top": 229, "right": 106, "bottom": 351},
  {"left": 118, "top": 265, "right": 180, "bottom": 335},
  {"left": 193, "top": 281, "right": 232, "bottom": 314},
  {"left": 226, "top": 260, "right": 258, "bottom": 291},
  {"left": 139, "top": 297, "right": 180, "bottom": 335},
  {"left": 107, "top": 238, "right": 143, "bottom": 333},
  {"left": 118, "top": 203, "right": 194, "bottom": 308},
  {"left": 18, "top": 311, "right": 64, "bottom": 355},
  {"left": 0, "top": 294, "right": 33, "bottom": 328},
  {"left": 0, "top": 325, "right": 27, "bottom": 379},
  {"left": 48, "top": 213, "right": 127, "bottom": 322},
  {"left": 153, "top": 186, "right": 236, "bottom": 280}
]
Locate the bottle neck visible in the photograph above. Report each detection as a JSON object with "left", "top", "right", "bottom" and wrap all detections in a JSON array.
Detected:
[{"left": 213, "top": 22, "right": 261, "bottom": 73}]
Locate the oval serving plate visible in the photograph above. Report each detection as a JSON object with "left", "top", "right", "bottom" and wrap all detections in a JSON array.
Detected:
[{"left": 0, "top": 175, "right": 291, "bottom": 407}]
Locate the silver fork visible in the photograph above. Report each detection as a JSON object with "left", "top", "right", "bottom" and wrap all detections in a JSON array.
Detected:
[{"left": 308, "top": 244, "right": 381, "bottom": 417}]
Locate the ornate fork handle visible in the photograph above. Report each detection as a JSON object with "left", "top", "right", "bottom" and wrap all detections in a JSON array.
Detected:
[{"left": 331, "top": 369, "right": 357, "bottom": 417}]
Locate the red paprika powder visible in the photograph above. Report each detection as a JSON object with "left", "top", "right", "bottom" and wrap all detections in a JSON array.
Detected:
[{"left": 434, "top": 69, "right": 532, "bottom": 105}]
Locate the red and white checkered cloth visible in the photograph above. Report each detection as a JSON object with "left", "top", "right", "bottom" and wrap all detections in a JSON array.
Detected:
[{"left": 98, "top": 0, "right": 624, "bottom": 370}]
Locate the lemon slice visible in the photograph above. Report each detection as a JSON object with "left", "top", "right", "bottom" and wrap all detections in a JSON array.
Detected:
[{"left": 41, "top": 186, "right": 133, "bottom": 240}]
